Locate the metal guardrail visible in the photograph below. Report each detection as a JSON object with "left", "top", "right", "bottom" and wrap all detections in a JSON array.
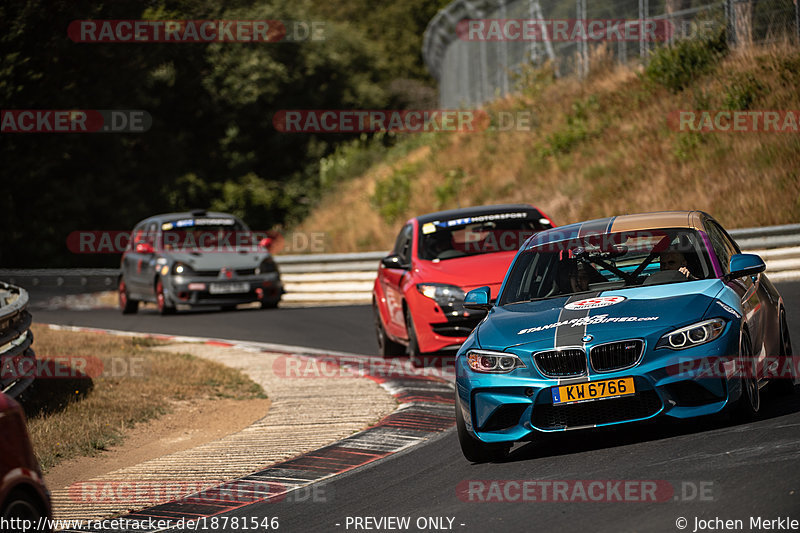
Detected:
[
  {"left": 0, "top": 224, "right": 798, "bottom": 305},
  {"left": 0, "top": 282, "right": 36, "bottom": 397},
  {"left": 728, "top": 223, "right": 800, "bottom": 250}
]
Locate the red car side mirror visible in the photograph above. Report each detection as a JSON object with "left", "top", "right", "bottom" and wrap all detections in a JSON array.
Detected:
[{"left": 259, "top": 237, "right": 274, "bottom": 251}]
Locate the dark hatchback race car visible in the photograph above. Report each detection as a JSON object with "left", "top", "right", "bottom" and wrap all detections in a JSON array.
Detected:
[
  {"left": 455, "top": 211, "right": 796, "bottom": 462},
  {"left": 373, "top": 204, "right": 554, "bottom": 359},
  {"left": 118, "top": 211, "right": 283, "bottom": 314}
]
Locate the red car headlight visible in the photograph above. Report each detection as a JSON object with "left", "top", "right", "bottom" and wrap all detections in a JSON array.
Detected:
[{"left": 416, "top": 283, "right": 465, "bottom": 307}]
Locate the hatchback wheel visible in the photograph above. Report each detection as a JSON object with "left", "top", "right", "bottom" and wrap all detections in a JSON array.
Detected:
[
  {"left": 118, "top": 278, "right": 139, "bottom": 314},
  {"left": 156, "top": 279, "right": 176, "bottom": 315}
]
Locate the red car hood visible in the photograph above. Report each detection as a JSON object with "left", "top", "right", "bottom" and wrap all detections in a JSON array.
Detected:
[{"left": 413, "top": 251, "right": 517, "bottom": 292}]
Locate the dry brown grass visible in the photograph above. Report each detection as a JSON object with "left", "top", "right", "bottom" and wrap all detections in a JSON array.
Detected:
[
  {"left": 296, "top": 44, "right": 800, "bottom": 252},
  {"left": 24, "top": 325, "right": 265, "bottom": 472}
]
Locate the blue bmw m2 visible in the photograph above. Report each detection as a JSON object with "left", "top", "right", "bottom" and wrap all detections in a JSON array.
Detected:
[{"left": 455, "top": 211, "right": 796, "bottom": 462}]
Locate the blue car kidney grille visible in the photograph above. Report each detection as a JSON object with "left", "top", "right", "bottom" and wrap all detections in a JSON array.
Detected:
[
  {"left": 535, "top": 349, "right": 587, "bottom": 377},
  {"left": 590, "top": 340, "right": 643, "bottom": 371}
]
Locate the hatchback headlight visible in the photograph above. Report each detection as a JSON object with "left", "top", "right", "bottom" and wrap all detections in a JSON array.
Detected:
[
  {"left": 656, "top": 318, "right": 726, "bottom": 350},
  {"left": 172, "top": 262, "right": 195, "bottom": 276},
  {"left": 417, "top": 283, "right": 465, "bottom": 307},
  {"left": 466, "top": 349, "right": 526, "bottom": 373}
]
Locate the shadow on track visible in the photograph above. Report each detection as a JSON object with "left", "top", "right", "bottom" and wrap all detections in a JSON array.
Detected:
[{"left": 500, "top": 385, "right": 800, "bottom": 464}]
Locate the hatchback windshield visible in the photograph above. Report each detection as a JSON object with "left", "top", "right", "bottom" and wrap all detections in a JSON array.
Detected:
[
  {"left": 159, "top": 217, "right": 251, "bottom": 251},
  {"left": 498, "top": 228, "right": 714, "bottom": 305}
]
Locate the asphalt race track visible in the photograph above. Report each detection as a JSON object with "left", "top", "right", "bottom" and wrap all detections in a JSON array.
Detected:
[
  {"left": 33, "top": 303, "right": 377, "bottom": 355},
  {"left": 33, "top": 281, "right": 800, "bottom": 533}
]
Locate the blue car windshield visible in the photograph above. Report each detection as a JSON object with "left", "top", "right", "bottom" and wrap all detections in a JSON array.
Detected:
[{"left": 498, "top": 228, "right": 714, "bottom": 305}]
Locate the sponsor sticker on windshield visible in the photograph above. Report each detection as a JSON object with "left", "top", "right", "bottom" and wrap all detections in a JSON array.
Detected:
[
  {"left": 565, "top": 296, "right": 626, "bottom": 310},
  {"left": 439, "top": 212, "right": 529, "bottom": 228},
  {"left": 164, "top": 218, "right": 237, "bottom": 230}
]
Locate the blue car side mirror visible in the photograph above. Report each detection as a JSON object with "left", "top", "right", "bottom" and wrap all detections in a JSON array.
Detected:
[
  {"left": 726, "top": 253, "right": 766, "bottom": 280},
  {"left": 464, "top": 286, "right": 492, "bottom": 310}
]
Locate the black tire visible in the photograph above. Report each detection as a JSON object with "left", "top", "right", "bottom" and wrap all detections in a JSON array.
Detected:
[
  {"left": 260, "top": 299, "right": 280, "bottom": 309},
  {"left": 734, "top": 331, "right": 760, "bottom": 420},
  {"left": 118, "top": 277, "right": 139, "bottom": 315},
  {"left": 773, "top": 309, "right": 796, "bottom": 395},
  {"left": 373, "top": 302, "right": 405, "bottom": 357},
  {"left": 221, "top": 304, "right": 238, "bottom": 312},
  {"left": 405, "top": 309, "right": 422, "bottom": 361},
  {"left": 456, "top": 392, "right": 511, "bottom": 463},
  {"left": 155, "top": 278, "right": 176, "bottom": 315},
  {"left": 1, "top": 488, "right": 47, "bottom": 524}
]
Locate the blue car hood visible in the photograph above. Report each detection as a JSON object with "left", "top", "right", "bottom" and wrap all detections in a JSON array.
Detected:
[{"left": 478, "top": 279, "right": 727, "bottom": 350}]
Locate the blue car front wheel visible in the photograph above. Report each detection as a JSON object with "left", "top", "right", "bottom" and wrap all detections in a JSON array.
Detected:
[
  {"left": 455, "top": 392, "right": 511, "bottom": 463},
  {"left": 734, "top": 331, "right": 760, "bottom": 420}
]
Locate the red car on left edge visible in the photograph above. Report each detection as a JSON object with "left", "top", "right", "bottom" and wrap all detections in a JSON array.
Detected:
[
  {"left": 0, "top": 393, "right": 52, "bottom": 528},
  {"left": 373, "top": 204, "right": 555, "bottom": 359}
]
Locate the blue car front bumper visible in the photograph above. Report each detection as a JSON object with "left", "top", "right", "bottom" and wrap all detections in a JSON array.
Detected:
[{"left": 455, "top": 324, "right": 742, "bottom": 444}]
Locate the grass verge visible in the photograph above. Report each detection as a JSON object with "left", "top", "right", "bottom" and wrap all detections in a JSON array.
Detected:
[{"left": 23, "top": 325, "right": 266, "bottom": 472}]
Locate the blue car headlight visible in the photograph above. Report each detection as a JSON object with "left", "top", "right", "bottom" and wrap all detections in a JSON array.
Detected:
[
  {"left": 466, "top": 349, "right": 526, "bottom": 373},
  {"left": 417, "top": 283, "right": 465, "bottom": 307},
  {"left": 656, "top": 318, "right": 726, "bottom": 350}
]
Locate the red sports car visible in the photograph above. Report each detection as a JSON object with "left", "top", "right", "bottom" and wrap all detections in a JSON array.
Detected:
[
  {"left": 0, "top": 393, "right": 51, "bottom": 527},
  {"left": 373, "top": 204, "right": 555, "bottom": 358}
]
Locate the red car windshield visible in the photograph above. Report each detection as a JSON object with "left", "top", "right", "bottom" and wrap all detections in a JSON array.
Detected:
[{"left": 418, "top": 214, "right": 551, "bottom": 261}]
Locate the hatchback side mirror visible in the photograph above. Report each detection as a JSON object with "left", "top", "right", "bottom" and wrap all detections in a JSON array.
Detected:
[
  {"left": 464, "top": 286, "right": 492, "bottom": 310},
  {"left": 135, "top": 242, "right": 155, "bottom": 254}
]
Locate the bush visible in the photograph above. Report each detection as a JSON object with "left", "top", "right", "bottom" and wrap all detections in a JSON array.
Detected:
[
  {"left": 319, "top": 133, "right": 393, "bottom": 191},
  {"left": 370, "top": 163, "right": 417, "bottom": 223},
  {"left": 723, "top": 73, "right": 765, "bottom": 110},
  {"left": 644, "top": 26, "right": 728, "bottom": 93}
]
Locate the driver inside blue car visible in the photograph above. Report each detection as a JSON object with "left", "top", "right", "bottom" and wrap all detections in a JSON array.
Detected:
[{"left": 659, "top": 249, "right": 697, "bottom": 280}]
